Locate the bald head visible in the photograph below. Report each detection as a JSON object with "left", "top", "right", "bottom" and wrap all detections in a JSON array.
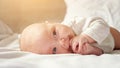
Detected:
[
  {"left": 20, "top": 22, "right": 75, "bottom": 54},
  {"left": 20, "top": 23, "right": 48, "bottom": 53}
]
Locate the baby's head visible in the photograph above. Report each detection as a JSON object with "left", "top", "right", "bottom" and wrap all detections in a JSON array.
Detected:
[{"left": 20, "top": 22, "right": 75, "bottom": 54}]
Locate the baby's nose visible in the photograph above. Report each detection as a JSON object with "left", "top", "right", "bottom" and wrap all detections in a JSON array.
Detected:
[{"left": 59, "top": 37, "right": 70, "bottom": 50}]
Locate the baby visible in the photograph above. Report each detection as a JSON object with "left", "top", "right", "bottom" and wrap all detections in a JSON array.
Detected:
[{"left": 19, "top": 17, "right": 120, "bottom": 55}]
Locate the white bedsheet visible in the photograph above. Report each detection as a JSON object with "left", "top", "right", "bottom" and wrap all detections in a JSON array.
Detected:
[{"left": 0, "top": 37, "right": 120, "bottom": 68}]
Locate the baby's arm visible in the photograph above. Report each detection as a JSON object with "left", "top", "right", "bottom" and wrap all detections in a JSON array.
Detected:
[
  {"left": 81, "top": 17, "right": 113, "bottom": 53},
  {"left": 72, "top": 17, "right": 111, "bottom": 55},
  {"left": 82, "top": 17, "right": 110, "bottom": 44}
]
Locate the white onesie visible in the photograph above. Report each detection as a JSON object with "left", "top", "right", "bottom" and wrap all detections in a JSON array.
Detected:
[{"left": 62, "top": 17, "right": 114, "bottom": 53}]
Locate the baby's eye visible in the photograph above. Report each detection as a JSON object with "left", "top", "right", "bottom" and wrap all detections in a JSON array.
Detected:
[
  {"left": 52, "top": 47, "right": 57, "bottom": 54},
  {"left": 53, "top": 30, "right": 56, "bottom": 36}
]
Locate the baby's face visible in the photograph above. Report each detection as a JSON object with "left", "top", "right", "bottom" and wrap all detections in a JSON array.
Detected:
[{"left": 20, "top": 23, "right": 75, "bottom": 54}]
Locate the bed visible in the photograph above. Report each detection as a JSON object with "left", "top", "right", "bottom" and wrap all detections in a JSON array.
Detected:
[{"left": 0, "top": 0, "right": 120, "bottom": 68}]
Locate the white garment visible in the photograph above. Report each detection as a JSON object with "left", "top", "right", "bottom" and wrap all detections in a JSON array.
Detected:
[{"left": 62, "top": 17, "right": 114, "bottom": 53}]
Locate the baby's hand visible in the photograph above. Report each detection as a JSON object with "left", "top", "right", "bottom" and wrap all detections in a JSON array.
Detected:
[
  {"left": 80, "top": 43, "right": 103, "bottom": 55},
  {"left": 71, "top": 34, "right": 103, "bottom": 55},
  {"left": 71, "top": 35, "right": 89, "bottom": 53}
]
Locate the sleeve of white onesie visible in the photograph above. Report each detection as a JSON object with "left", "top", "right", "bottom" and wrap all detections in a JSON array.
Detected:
[{"left": 82, "top": 17, "right": 110, "bottom": 44}]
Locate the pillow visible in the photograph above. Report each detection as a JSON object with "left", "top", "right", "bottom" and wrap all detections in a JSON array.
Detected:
[
  {"left": 0, "top": 20, "right": 13, "bottom": 34},
  {"left": 62, "top": 0, "right": 120, "bottom": 31}
]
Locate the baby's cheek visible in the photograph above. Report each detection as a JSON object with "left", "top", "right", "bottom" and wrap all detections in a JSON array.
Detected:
[{"left": 57, "top": 47, "right": 72, "bottom": 54}]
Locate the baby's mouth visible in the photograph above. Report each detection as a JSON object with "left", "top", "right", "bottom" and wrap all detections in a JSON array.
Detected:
[
  {"left": 67, "top": 38, "right": 73, "bottom": 53},
  {"left": 69, "top": 38, "right": 76, "bottom": 53}
]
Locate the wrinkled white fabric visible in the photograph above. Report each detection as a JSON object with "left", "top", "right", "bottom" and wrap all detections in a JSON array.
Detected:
[
  {"left": 63, "top": 0, "right": 120, "bottom": 32},
  {"left": 62, "top": 0, "right": 120, "bottom": 53},
  {"left": 0, "top": 20, "right": 19, "bottom": 50},
  {"left": 62, "top": 17, "right": 114, "bottom": 53}
]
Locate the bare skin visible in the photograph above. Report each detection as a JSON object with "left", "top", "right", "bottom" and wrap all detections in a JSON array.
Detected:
[{"left": 110, "top": 27, "right": 120, "bottom": 50}]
